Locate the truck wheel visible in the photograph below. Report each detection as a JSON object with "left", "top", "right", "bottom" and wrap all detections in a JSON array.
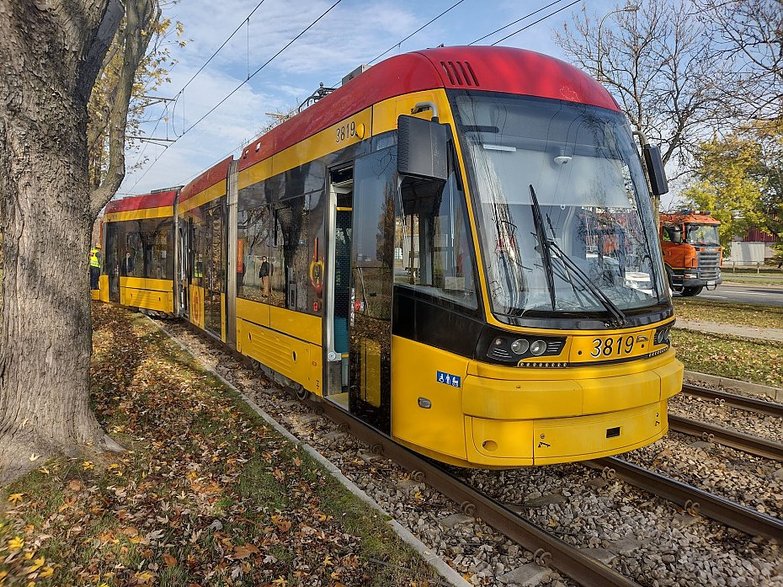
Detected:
[{"left": 681, "top": 286, "right": 703, "bottom": 297}]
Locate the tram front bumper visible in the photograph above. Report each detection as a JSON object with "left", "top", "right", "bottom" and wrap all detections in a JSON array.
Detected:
[{"left": 462, "top": 350, "right": 683, "bottom": 466}]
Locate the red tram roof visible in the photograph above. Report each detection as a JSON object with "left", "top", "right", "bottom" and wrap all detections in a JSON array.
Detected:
[
  {"left": 238, "top": 46, "right": 619, "bottom": 172},
  {"left": 105, "top": 189, "right": 178, "bottom": 213},
  {"left": 179, "top": 156, "right": 233, "bottom": 203}
]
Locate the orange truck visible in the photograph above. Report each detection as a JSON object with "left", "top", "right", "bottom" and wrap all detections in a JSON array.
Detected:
[{"left": 659, "top": 211, "right": 722, "bottom": 296}]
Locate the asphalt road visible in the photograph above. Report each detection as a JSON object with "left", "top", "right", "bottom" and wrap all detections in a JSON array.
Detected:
[{"left": 683, "top": 282, "right": 783, "bottom": 307}]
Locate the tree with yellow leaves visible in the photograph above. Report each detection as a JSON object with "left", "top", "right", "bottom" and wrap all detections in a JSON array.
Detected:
[{"left": 683, "top": 130, "right": 776, "bottom": 250}]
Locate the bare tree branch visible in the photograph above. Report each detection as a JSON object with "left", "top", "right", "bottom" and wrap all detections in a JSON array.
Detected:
[{"left": 555, "top": 0, "right": 725, "bottom": 171}]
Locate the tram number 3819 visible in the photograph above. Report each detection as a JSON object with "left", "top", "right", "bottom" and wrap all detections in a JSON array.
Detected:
[
  {"left": 591, "top": 335, "right": 635, "bottom": 357},
  {"left": 335, "top": 121, "right": 356, "bottom": 143}
]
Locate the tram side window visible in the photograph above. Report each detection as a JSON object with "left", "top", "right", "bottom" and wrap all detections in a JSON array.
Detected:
[
  {"left": 395, "top": 171, "right": 478, "bottom": 309},
  {"left": 190, "top": 200, "right": 226, "bottom": 291},
  {"left": 237, "top": 180, "right": 272, "bottom": 303},
  {"left": 271, "top": 190, "right": 325, "bottom": 315},
  {"left": 118, "top": 219, "right": 173, "bottom": 279},
  {"left": 142, "top": 219, "right": 173, "bottom": 279},
  {"left": 123, "top": 229, "right": 143, "bottom": 277},
  {"left": 237, "top": 166, "right": 325, "bottom": 315}
]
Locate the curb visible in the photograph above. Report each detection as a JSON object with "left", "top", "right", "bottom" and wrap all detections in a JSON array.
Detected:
[
  {"left": 147, "top": 316, "right": 471, "bottom": 587},
  {"left": 684, "top": 370, "right": 783, "bottom": 402}
]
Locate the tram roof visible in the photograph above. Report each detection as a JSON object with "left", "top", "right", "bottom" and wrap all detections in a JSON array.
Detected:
[
  {"left": 237, "top": 46, "right": 619, "bottom": 172},
  {"left": 179, "top": 156, "right": 233, "bottom": 204},
  {"left": 105, "top": 189, "right": 178, "bottom": 214}
]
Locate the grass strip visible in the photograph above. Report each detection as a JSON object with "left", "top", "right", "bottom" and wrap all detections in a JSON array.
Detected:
[
  {"left": 672, "top": 329, "right": 783, "bottom": 388},
  {"left": 673, "top": 297, "right": 783, "bottom": 330},
  {"left": 721, "top": 275, "right": 783, "bottom": 286},
  {"left": 0, "top": 304, "right": 439, "bottom": 586}
]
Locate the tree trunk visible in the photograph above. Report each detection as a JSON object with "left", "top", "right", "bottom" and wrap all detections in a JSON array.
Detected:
[{"left": 0, "top": 0, "right": 121, "bottom": 484}]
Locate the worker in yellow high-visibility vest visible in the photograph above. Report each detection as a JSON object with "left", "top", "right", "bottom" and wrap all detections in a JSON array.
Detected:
[{"left": 89, "top": 244, "right": 101, "bottom": 290}]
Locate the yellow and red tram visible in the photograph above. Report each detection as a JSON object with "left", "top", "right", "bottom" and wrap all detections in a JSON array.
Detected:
[
  {"left": 100, "top": 190, "right": 178, "bottom": 312},
  {"left": 98, "top": 46, "right": 683, "bottom": 467}
]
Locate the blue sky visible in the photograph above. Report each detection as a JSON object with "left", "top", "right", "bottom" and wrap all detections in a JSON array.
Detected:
[{"left": 120, "top": 0, "right": 624, "bottom": 197}]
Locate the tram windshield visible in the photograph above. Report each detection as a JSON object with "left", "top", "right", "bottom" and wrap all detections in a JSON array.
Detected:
[{"left": 453, "top": 93, "right": 668, "bottom": 322}]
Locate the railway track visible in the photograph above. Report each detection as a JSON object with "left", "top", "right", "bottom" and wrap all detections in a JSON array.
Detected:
[
  {"left": 158, "top": 317, "right": 640, "bottom": 586},
  {"left": 589, "top": 458, "right": 783, "bottom": 542},
  {"left": 681, "top": 383, "right": 783, "bottom": 418},
  {"left": 669, "top": 413, "right": 783, "bottom": 461},
  {"left": 673, "top": 383, "right": 783, "bottom": 460},
  {"left": 312, "top": 396, "right": 642, "bottom": 587},
  {"left": 314, "top": 398, "right": 783, "bottom": 577}
]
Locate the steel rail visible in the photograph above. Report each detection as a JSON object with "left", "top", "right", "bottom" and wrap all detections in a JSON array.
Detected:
[
  {"left": 312, "top": 398, "right": 640, "bottom": 587},
  {"left": 681, "top": 383, "right": 783, "bottom": 418},
  {"left": 591, "top": 457, "right": 783, "bottom": 542},
  {"left": 669, "top": 414, "right": 783, "bottom": 461}
]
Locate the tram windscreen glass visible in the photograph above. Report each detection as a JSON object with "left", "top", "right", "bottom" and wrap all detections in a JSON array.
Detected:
[{"left": 453, "top": 93, "right": 668, "bottom": 319}]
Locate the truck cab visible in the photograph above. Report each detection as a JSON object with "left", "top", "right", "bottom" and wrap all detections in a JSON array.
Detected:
[{"left": 660, "top": 211, "right": 722, "bottom": 296}]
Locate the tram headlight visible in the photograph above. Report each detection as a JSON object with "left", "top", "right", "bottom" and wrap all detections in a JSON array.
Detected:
[
  {"left": 481, "top": 332, "right": 565, "bottom": 364},
  {"left": 529, "top": 339, "right": 547, "bottom": 356}
]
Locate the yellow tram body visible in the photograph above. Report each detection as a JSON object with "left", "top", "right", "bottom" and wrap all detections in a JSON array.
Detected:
[{"left": 99, "top": 46, "right": 683, "bottom": 467}]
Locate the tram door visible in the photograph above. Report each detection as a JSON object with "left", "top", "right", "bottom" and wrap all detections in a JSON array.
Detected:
[
  {"left": 105, "top": 223, "right": 120, "bottom": 303},
  {"left": 325, "top": 166, "right": 353, "bottom": 409},
  {"left": 203, "top": 203, "right": 226, "bottom": 339},
  {"left": 178, "top": 220, "right": 190, "bottom": 317},
  {"left": 348, "top": 149, "right": 397, "bottom": 433}
]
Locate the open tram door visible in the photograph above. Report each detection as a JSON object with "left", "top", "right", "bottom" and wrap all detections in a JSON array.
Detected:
[
  {"left": 325, "top": 165, "right": 353, "bottom": 409},
  {"left": 105, "top": 222, "right": 120, "bottom": 303},
  {"left": 325, "top": 151, "right": 396, "bottom": 434},
  {"left": 177, "top": 218, "right": 191, "bottom": 318}
]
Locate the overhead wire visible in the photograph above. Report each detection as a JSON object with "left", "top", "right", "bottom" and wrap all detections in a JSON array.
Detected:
[
  {"left": 489, "top": 0, "right": 581, "bottom": 45},
  {"left": 181, "top": 0, "right": 342, "bottom": 136},
  {"left": 469, "top": 0, "right": 567, "bottom": 45},
  {"left": 129, "top": 100, "right": 170, "bottom": 174},
  {"left": 194, "top": 0, "right": 475, "bottom": 186},
  {"left": 177, "top": 0, "right": 268, "bottom": 96},
  {"left": 366, "top": 0, "right": 468, "bottom": 66},
  {"left": 324, "top": 0, "right": 471, "bottom": 91},
  {"left": 128, "top": 0, "right": 268, "bottom": 186},
  {"left": 128, "top": 0, "right": 342, "bottom": 192}
]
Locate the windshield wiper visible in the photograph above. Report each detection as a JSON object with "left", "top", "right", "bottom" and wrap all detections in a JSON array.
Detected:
[
  {"left": 528, "top": 185, "right": 557, "bottom": 311},
  {"left": 529, "top": 184, "right": 627, "bottom": 328}
]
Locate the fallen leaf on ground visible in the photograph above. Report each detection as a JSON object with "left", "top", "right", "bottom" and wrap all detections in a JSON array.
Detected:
[
  {"left": 8, "top": 536, "right": 24, "bottom": 550},
  {"left": 233, "top": 544, "right": 260, "bottom": 559}
]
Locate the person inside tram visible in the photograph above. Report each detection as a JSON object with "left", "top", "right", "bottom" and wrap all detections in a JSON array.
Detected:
[{"left": 259, "top": 256, "right": 270, "bottom": 297}]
